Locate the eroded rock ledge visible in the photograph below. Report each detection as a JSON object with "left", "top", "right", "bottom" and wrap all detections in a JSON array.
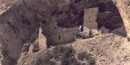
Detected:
[{"left": 113, "top": 0, "right": 130, "bottom": 37}]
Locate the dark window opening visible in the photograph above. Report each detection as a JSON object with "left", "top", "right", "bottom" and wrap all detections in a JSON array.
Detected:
[
  {"left": 97, "top": 3, "right": 106, "bottom": 13},
  {"left": 59, "top": 35, "right": 61, "bottom": 40},
  {"left": 75, "top": 0, "right": 81, "bottom": 3},
  {"left": 81, "top": 26, "right": 83, "bottom": 32},
  {"left": 41, "top": 20, "right": 47, "bottom": 24},
  {"left": 54, "top": 27, "right": 56, "bottom": 29}
]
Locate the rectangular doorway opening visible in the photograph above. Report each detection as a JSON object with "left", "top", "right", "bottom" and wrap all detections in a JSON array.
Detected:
[{"left": 59, "top": 35, "right": 61, "bottom": 40}]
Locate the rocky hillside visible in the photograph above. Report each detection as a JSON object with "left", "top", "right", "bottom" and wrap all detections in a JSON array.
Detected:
[
  {"left": 72, "top": 34, "right": 130, "bottom": 65},
  {"left": 17, "top": 33, "right": 130, "bottom": 65}
]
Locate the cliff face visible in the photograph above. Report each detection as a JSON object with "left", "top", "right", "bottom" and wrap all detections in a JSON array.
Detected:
[
  {"left": 0, "top": 0, "right": 40, "bottom": 65},
  {"left": 113, "top": 0, "right": 130, "bottom": 37},
  {"left": 0, "top": 0, "right": 130, "bottom": 65}
]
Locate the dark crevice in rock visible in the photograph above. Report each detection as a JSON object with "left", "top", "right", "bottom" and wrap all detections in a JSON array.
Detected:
[
  {"left": 12, "top": 7, "right": 19, "bottom": 23},
  {"left": 97, "top": 3, "right": 106, "bottom": 13},
  {"left": 7, "top": 21, "right": 19, "bottom": 36},
  {"left": 51, "top": 9, "right": 62, "bottom": 17},
  {"left": 70, "top": 5, "right": 78, "bottom": 15},
  {"left": 94, "top": 2, "right": 124, "bottom": 30},
  {"left": 74, "top": 0, "right": 81, "bottom": 3}
]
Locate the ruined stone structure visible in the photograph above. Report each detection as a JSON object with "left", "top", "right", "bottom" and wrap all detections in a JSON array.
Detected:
[
  {"left": 83, "top": 7, "right": 127, "bottom": 36},
  {"left": 84, "top": 7, "right": 99, "bottom": 29},
  {"left": 42, "top": 22, "right": 79, "bottom": 45}
]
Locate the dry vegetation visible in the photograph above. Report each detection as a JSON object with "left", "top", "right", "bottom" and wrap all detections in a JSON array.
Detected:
[{"left": 36, "top": 46, "right": 95, "bottom": 65}]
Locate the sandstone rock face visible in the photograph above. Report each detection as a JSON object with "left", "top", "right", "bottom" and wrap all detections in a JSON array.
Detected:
[
  {"left": 0, "top": 0, "right": 40, "bottom": 64},
  {"left": 113, "top": 0, "right": 130, "bottom": 37},
  {"left": 72, "top": 34, "right": 130, "bottom": 65},
  {"left": 37, "top": 26, "right": 47, "bottom": 50}
]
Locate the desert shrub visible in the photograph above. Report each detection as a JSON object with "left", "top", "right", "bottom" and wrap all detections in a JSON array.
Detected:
[
  {"left": 36, "top": 46, "right": 96, "bottom": 65},
  {"left": 81, "top": 63, "right": 86, "bottom": 65},
  {"left": 50, "top": 46, "right": 75, "bottom": 60},
  {"left": 36, "top": 51, "right": 56, "bottom": 65},
  {"left": 53, "top": 46, "right": 63, "bottom": 55},
  {"left": 69, "top": 57, "right": 80, "bottom": 65},
  {"left": 52, "top": 46, "right": 80, "bottom": 65},
  {"left": 78, "top": 52, "right": 87, "bottom": 60},
  {"left": 84, "top": 53, "right": 95, "bottom": 65},
  {"left": 36, "top": 57, "right": 56, "bottom": 65},
  {"left": 88, "top": 58, "right": 95, "bottom": 65},
  {"left": 78, "top": 52, "right": 95, "bottom": 65},
  {"left": 61, "top": 57, "right": 69, "bottom": 65},
  {"left": 52, "top": 46, "right": 65, "bottom": 59},
  {"left": 48, "top": 51, "right": 59, "bottom": 60},
  {"left": 1, "top": 47, "right": 8, "bottom": 57},
  {"left": 59, "top": 46, "right": 77, "bottom": 65},
  {"left": 62, "top": 46, "right": 75, "bottom": 58},
  {"left": 61, "top": 57, "right": 80, "bottom": 65}
]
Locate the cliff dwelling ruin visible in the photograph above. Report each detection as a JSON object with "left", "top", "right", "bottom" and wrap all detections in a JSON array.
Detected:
[
  {"left": 84, "top": 7, "right": 98, "bottom": 29},
  {"left": 38, "top": 1, "right": 127, "bottom": 46},
  {"left": 43, "top": 4, "right": 127, "bottom": 46},
  {"left": 83, "top": 3, "right": 127, "bottom": 37},
  {"left": 41, "top": 21, "right": 79, "bottom": 46}
]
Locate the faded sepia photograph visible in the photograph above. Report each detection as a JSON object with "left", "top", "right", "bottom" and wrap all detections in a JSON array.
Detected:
[{"left": 0, "top": 0, "right": 130, "bottom": 65}]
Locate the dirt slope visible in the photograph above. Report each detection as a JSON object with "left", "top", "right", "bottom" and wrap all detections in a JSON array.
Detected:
[
  {"left": 71, "top": 34, "right": 130, "bottom": 65},
  {"left": 18, "top": 33, "right": 130, "bottom": 65}
]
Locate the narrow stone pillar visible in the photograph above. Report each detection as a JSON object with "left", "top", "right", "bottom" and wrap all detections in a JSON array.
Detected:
[{"left": 38, "top": 25, "right": 47, "bottom": 49}]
